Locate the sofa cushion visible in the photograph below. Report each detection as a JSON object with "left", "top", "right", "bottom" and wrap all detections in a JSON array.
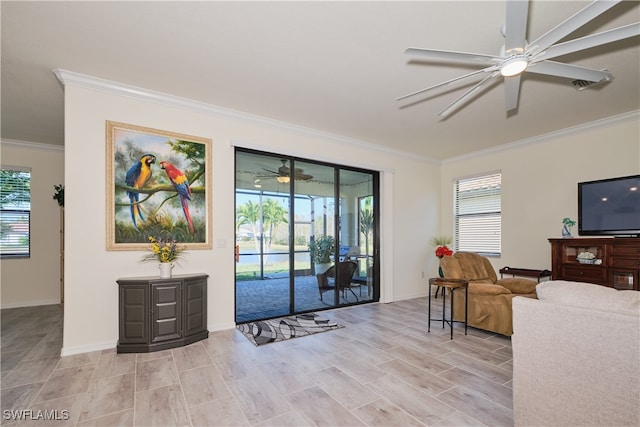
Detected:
[
  {"left": 456, "top": 252, "right": 493, "bottom": 281},
  {"left": 536, "top": 280, "right": 640, "bottom": 316}
]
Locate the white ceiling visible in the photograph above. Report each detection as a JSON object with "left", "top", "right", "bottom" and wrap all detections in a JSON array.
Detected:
[{"left": 2, "top": 1, "right": 639, "bottom": 160}]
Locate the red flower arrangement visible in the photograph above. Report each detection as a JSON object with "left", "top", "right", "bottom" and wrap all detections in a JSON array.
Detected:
[{"left": 435, "top": 245, "right": 453, "bottom": 259}]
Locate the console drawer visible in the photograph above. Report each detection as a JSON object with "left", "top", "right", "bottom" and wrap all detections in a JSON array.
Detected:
[
  {"left": 561, "top": 265, "right": 607, "bottom": 284},
  {"left": 612, "top": 258, "right": 640, "bottom": 269},
  {"left": 611, "top": 245, "right": 640, "bottom": 259}
]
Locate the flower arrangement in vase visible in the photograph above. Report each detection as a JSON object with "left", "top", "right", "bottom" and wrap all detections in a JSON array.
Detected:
[
  {"left": 430, "top": 235, "right": 453, "bottom": 277},
  {"left": 142, "top": 236, "right": 186, "bottom": 278}
]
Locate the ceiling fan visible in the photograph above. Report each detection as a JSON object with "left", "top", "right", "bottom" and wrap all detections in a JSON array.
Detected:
[
  {"left": 397, "top": 0, "right": 640, "bottom": 118},
  {"left": 259, "top": 159, "right": 313, "bottom": 183}
]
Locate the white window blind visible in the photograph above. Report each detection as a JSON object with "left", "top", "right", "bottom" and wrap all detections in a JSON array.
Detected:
[
  {"left": 454, "top": 172, "right": 501, "bottom": 256},
  {"left": 1, "top": 168, "right": 31, "bottom": 258}
]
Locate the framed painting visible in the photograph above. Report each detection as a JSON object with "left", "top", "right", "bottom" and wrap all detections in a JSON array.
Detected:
[{"left": 106, "top": 121, "right": 212, "bottom": 250}]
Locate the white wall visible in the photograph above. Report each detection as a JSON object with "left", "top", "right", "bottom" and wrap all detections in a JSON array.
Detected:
[
  {"left": 60, "top": 75, "right": 441, "bottom": 355},
  {"left": 440, "top": 114, "right": 640, "bottom": 273},
  {"left": 1, "top": 141, "right": 64, "bottom": 308}
]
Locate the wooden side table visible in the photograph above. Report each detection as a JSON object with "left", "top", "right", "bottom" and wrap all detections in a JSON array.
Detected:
[
  {"left": 428, "top": 277, "right": 468, "bottom": 339},
  {"left": 499, "top": 267, "right": 552, "bottom": 282}
]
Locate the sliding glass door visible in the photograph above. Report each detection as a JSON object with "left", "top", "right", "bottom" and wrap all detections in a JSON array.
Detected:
[{"left": 235, "top": 149, "right": 378, "bottom": 323}]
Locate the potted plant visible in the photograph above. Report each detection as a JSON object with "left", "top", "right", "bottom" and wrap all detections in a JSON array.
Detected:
[
  {"left": 309, "top": 235, "right": 335, "bottom": 274},
  {"left": 52, "top": 184, "right": 64, "bottom": 207},
  {"left": 562, "top": 217, "right": 576, "bottom": 238}
]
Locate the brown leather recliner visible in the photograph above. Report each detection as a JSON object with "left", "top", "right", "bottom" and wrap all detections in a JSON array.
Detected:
[{"left": 439, "top": 252, "right": 537, "bottom": 336}]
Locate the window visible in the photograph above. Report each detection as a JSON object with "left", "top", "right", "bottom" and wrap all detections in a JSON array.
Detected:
[
  {"left": 454, "top": 172, "right": 501, "bottom": 256},
  {"left": 1, "top": 168, "right": 31, "bottom": 258}
]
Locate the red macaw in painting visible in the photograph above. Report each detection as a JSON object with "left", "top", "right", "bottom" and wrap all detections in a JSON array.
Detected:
[
  {"left": 125, "top": 153, "right": 156, "bottom": 230},
  {"left": 159, "top": 161, "right": 195, "bottom": 233}
]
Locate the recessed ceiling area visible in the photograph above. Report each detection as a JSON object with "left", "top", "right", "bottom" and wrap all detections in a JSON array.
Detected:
[{"left": 2, "top": 1, "right": 638, "bottom": 160}]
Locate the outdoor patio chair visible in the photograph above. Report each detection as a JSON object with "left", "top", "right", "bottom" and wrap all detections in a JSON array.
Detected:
[{"left": 316, "top": 261, "right": 359, "bottom": 302}]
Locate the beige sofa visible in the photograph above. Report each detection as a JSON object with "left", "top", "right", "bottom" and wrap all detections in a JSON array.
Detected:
[{"left": 512, "top": 280, "right": 640, "bottom": 427}]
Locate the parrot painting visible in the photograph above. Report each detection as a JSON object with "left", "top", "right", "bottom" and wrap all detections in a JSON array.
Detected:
[
  {"left": 160, "top": 161, "right": 195, "bottom": 234},
  {"left": 125, "top": 153, "right": 156, "bottom": 230}
]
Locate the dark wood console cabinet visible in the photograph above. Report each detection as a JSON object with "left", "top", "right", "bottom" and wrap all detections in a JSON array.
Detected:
[
  {"left": 549, "top": 238, "right": 640, "bottom": 291},
  {"left": 116, "top": 273, "right": 208, "bottom": 353}
]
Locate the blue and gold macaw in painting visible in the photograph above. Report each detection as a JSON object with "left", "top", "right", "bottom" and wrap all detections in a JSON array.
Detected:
[
  {"left": 125, "top": 153, "right": 156, "bottom": 230},
  {"left": 160, "top": 160, "right": 195, "bottom": 233}
]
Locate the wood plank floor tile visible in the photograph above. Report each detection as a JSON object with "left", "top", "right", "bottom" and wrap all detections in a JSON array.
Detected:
[
  {"left": 437, "top": 352, "right": 512, "bottom": 385},
  {"left": 377, "top": 359, "right": 455, "bottom": 396},
  {"left": 178, "top": 365, "right": 232, "bottom": 407},
  {"left": 1, "top": 357, "right": 59, "bottom": 388},
  {"left": 437, "top": 367, "right": 513, "bottom": 410},
  {"left": 256, "top": 359, "right": 317, "bottom": 395},
  {"left": 364, "top": 374, "right": 456, "bottom": 425},
  {"left": 79, "top": 373, "right": 135, "bottom": 421},
  {"left": 228, "top": 373, "right": 294, "bottom": 424},
  {"left": 135, "top": 355, "right": 180, "bottom": 392},
  {"left": 188, "top": 398, "right": 249, "bottom": 427},
  {"left": 384, "top": 345, "right": 454, "bottom": 375},
  {"left": 307, "top": 366, "right": 379, "bottom": 410},
  {"left": 286, "top": 385, "right": 365, "bottom": 426},
  {"left": 435, "top": 386, "right": 513, "bottom": 427},
  {"left": 134, "top": 384, "right": 190, "bottom": 427},
  {"left": 77, "top": 409, "right": 134, "bottom": 427},
  {"left": 351, "top": 398, "right": 426, "bottom": 426},
  {"left": 0, "top": 382, "right": 43, "bottom": 412},
  {"left": 172, "top": 342, "right": 212, "bottom": 371},
  {"left": 91, "top": 351, "right": 136, "bottom": 381},
  {"left": 34, "top": 364, "right": 96, "bottom": 403}
]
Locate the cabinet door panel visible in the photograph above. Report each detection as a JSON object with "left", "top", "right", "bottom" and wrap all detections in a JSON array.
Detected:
[
  {"left": 184, "top": 278, "right": 207, "bottom": 337},
  {"left": 119, "top": 285, "right": 148, "bottom": 344}
]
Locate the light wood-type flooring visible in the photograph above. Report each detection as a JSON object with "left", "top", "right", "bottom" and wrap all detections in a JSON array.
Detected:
[{"left": 1, "top": 295, "right": 514, "bottom": 426}]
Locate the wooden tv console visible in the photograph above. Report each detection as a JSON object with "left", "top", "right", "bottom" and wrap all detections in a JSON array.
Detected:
[{"left": 549, "top": 237, "right": 640, "bottom": 291}]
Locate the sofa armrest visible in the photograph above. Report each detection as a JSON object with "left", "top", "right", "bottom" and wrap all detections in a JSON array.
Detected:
[
  {"left": 468, "top": 281, "right": 511, "bottom": 295},
  {"left": 512, "top": 296, "right": 640, "bottom": 427},
  {"left": 496, "top": 278, "right": 537, "bottom": 295}
]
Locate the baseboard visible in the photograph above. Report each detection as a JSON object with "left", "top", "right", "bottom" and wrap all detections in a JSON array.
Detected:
[
  {"left": 1, "top": 299, "right": 61, "bottom": 309},
  {"left": 60, "top": 340, "right": 116, "bottom": 357},
  {"left": 394, "top": 290, "right": 428, "bottom": 301},
  {"left": 209, "top": 321, "right": 237, "bottom": 331}
]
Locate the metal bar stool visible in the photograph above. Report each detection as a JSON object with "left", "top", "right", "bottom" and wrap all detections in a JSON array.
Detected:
[{"left": 428, "top": 277, "right": 469, "bottom": 339}]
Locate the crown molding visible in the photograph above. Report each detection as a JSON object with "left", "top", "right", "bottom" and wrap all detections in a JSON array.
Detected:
[
  {"left": 1, "top": 138, "right": 64, "bottom": 152},
  {"left": 53, "top": 69, "right": 437, "bottom": 164},
  {"left": 443, "top": 110, "right": 640, "bottom": 164}
]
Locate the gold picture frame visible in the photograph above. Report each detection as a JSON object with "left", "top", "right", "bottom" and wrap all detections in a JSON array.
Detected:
[{"left": 106, "top": 121, "right": 212, "bottom": 250}]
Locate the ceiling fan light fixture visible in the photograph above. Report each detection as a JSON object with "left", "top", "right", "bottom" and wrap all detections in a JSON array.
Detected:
[
  {"left": 276, "top": 176, "right": 290, "bottom": 184},
  {"left": 500, "top": 55, "right": 529, "bottom": 77}
]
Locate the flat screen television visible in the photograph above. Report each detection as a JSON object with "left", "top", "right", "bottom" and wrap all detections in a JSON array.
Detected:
[{"left": 578, "top": 174, "right": 640, "bottom": 237}]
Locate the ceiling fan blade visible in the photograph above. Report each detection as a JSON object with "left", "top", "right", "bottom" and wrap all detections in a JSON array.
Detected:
[
  {"left": 439, "top": 71, "right": 501, "bottom": 118},
  {"left": 405, "top": 47, "right": 500, "bottom": 66},
  {"left": 533, "top": 23, "right": 640, "bottom": 62},
  {"left": 527, "top": 60, "right": 613, "bottom": 82},
  {"left": 504, "top": 0, "right": 529, "bottom": 54},
  {"left": 396, "top": 66, "right": 498, "bottom": 101},
  {"left": 526, "top": 0, "right": 621, "bottom": 57},
  {"left": 504, "top": 74, "right": 521, "bottom": 111}
]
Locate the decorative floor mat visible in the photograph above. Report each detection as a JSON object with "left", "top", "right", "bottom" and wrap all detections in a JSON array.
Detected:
[{"left": 237, "top": 313, "right": 344, "bottom": 346}]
